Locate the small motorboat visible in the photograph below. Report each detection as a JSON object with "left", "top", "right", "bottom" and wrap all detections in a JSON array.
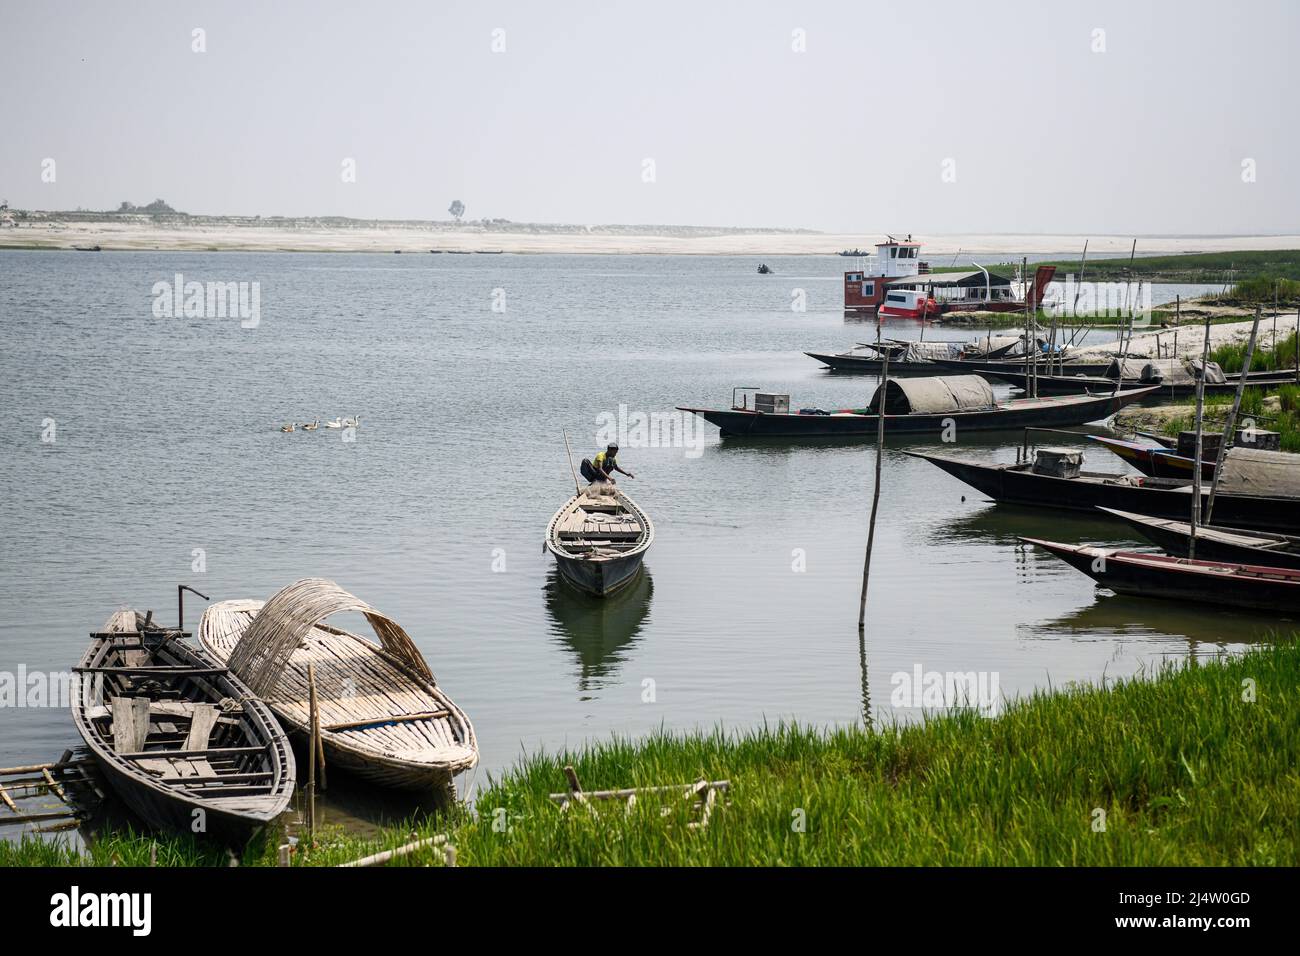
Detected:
[
  {"left": 546, "top": 483, "right": 653, "bottom": 597},
  {"left": 200, "top": 579, "right": 477, "bottom": 791},
  {"left": 1022, "top": 537, "right": 1300, "bottom": 613},
  {"left": 1099, "top": 507, "right": 1300, "bottom": 569},
  {"left": 756, "top": 264, "right": 773, "bottom": 275},
  {"left": 72, "top": 609, "right": 295, "bottom": 845}
]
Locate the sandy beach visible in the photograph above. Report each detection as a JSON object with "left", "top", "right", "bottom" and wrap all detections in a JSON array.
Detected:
[{"left": 3, "top": 216, "right": 1300, "bottom": 257}]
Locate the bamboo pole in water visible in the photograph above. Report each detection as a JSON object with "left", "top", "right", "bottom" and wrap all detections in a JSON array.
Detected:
[
  {"left": 857, "top": 351, "right": 889, "bottom": 630},
  {"left": 1188, "top": 315, "right": 1213, "bottom": 559},
  {"left": 1205, "top": 307, "right": 1262, "bottom": 526}
]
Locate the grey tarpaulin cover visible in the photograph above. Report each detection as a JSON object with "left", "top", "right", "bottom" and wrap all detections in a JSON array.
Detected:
[
  {"left": 1214, "top": 447, "right": 1300, "bottom": 497},
  {"left": 868, "top": 375, "right": 996, "bottom": 414}
]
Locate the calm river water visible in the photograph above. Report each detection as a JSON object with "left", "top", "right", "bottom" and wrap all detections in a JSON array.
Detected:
[{"left": 0, "top": 251, "right": 1263, "bottom": 827}]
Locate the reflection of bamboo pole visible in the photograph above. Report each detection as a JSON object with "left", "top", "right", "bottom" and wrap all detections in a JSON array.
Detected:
[
  {"left": 858, "top": 351, "right": 889, "bottom": 630},
  {"left": 1189, "top": 315, "right": 1212, "bottom": 559},
  {"left": 1206, "top": 307, "right": 1262, "bottom": 525}
]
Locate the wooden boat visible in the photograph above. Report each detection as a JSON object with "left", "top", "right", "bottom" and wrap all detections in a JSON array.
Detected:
[
  {"left": 981, "top": 367, "right": 1299, "bottom": 397},
  {"left": 199, "top": 579, "right": 476, "bottom": 791},
  {"left": 546, "top": 483, "right": 653, "bottom": 597},
  {"left": 927, "top": 356, "right": 1116, "bottom": 377},
  {"left": 1099, "top": 507, "right": 1300, "bottom": 569},
  {"left": 72, "top": 610, "right": 295, "bottom": 845},
  {"left": 805, "top": 339, "right": 966, "bottom": 376},
  {"left": 678, "top": 376, "right": 1157, "bottom": 438},
  {"left": 1022, "top": 537, "right": 1300, "bottom": 612},
  {"left": 908, "top": 446, "right": 1300, "bottom": 533},
  {"left": 1088, "top": 435, "right": 1213, "bottom": 479}
]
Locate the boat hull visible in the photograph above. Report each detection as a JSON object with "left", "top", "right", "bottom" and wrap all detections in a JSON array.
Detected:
[
  {"left": 1101, "top": 508, "right": 1300, "bottom": 569},
  {"left": 679, "top": 387, "right": 1155, "bottom": 439},
  {"left": 554, "top": 549, "right": 647, "bottom": 597},
  {"left": 928, "top": 357, "right": 1116, "bottom": 377},
  {"left": 804, "top": 352, "right": 944, "bottom": 376},
  {"left": 1024, "top": 538, "right": 1300, "bottom": 612},
  {"left": 1088, "top": 436, "right": 1214, "bottom": 480},
  {"left": 989, "top": 369, "right": 1300, "bottom": 398},
  {"left": 913, "top": 452, "right": 1300, "bottom": 533}
]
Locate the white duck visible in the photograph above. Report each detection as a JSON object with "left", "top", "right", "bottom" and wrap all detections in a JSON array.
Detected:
[
  {"left": 301, "top": 419, "right": 320, "bottom": 431},
  {"left": 342, "top": 414, "right": 362, "bottom": 428},
  {"left": 324, "top": 417, "right": 343, "bottom": 429}
]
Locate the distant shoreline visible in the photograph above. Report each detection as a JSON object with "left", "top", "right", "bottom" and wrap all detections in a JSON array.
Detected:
[{"left": 2, "top": 215, "right": 1299, "bottom": 258}]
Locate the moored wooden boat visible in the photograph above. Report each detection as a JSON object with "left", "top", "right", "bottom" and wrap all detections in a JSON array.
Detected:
[
  {"left": 199, "top": 579, "right": 476, "bottom": 791},
  {"left": 546, "top": 483, "right": 653, "bottom": 597},
  {"left": 678, "top": 376, "right": 1156, "bottom": 438},
  {"left": 72, "top": 610, "right": 295, "bottom": 845},
  {"left": 1022, "top": 537, "right": 1300, "bottom": 612},
  {"left": 908, "top": 446, "right": 1300, "bottom": 533},
  {"left": 1099, "top": 507, "right": 1300, "bottom": 569},
  {"left": 1088, "top": 435, "right": 1214, "bottom": 479}
]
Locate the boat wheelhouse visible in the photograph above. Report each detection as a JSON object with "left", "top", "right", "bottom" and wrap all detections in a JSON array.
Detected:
[{"left": 843, "top": 237, "right": 1056, "bottom": 315}]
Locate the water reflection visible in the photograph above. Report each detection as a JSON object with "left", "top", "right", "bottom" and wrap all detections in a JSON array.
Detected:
[
  {"left": 545, "top": 567, "right": 653, "bottom": 696},
  {"left": 1025, "top": 592, "right": 1291, "bottom": 647},
  {"left": 935, "top": 504, "right": 1133, "bottom": 548}
]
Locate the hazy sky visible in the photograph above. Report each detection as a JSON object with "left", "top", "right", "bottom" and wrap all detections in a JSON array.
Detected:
[{"left": 2, "top": 0, "right": 1296, "bottom": 234}]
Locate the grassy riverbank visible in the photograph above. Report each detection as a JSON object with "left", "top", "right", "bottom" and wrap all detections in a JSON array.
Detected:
[
  {"left": 4, "top": 641, "right": 1297, "bottom": 867},
  {"left": 959, "top": 250, "right": 1300, "bottom": 284}
]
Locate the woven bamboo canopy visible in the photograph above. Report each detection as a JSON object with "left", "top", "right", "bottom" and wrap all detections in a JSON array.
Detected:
[{"left": 227, "top": 578, "right": 433, "bottom": 697}]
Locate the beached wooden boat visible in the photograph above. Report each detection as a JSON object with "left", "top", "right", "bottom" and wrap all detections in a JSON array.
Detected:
[
  {"left": 927, "top": 356, "right": 1116, "bottom": 377},
  {"left": 983, "top": 366, "right": 1298, "bottom": 397},
  {"left": 805, "top": 340, "right": 963, "bottom": 375},
  {"left": 678, "top": 376, "right": 1156, "bottom": 438},
  {"left": 1022, "top": 537, "right": 1300, "bottom": 612},
  {"left": 1099, "top": 507, "right": 1300, "bottom": 569},
  {"left": 199, "top": 579, "right": 476, "bottom": 791},
  {"left": 909, "top": 446, "right": 1300, "bottom": 533},
  {"left": 1088, "top": 435, "right": 1214, "bottom": 479},
  {"left": 72, "top": 610, "right": 295, "bottom": 845},
  {"left": 546, "top": 483, "right": 653, "bottom": 597}
]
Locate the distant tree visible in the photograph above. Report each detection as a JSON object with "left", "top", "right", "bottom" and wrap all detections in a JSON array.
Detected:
[
  {"left": 116, "top": 201, "right": 137, "bottom": 213},
  {"left": 142, "top": 199, "right": 177, "bottom": 214},
  {"left": 448, "top": 200, "right": 465, "bottom": 222}
]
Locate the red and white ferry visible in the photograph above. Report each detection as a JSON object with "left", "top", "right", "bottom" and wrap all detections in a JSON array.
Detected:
[{"left": 843, "top": 237, "right": 1055, "bottom": 317}]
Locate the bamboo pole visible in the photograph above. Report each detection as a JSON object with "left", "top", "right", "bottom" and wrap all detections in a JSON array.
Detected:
[
  {"left": 307, "top": 663, "right": 318, "bottom": 838},
  {"left": 1205, "top": 307, "right": 1262, "bottom": 526},
  {"left": 562, "top": 429, "right": 581, "bottom": 495},
  {"left": 858, "top": 350, "right": 889, "bottom": 630},
  {"left": 1188, "top": 315, "right": 1213, "bottom": 559}
]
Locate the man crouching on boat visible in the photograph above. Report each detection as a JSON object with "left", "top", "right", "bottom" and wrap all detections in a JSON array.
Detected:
[{"left": 580, "top": 443, "right": 634, "bottom": 484}]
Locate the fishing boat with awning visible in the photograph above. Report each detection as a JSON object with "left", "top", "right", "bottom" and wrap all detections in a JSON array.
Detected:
[{"left": 678, "top": 376, "right": 1155, "bottom": 439}]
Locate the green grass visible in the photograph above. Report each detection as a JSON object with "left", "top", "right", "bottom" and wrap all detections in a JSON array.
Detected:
[
  {"left": 933, "top": 250, "right": 1300, "bottom": 284},
  {"left": 1161, "top": 383, "right": 1300, "bottom": 452},
  {"left": 4, "top": 641, "right": 1298, "bottom": 867}
]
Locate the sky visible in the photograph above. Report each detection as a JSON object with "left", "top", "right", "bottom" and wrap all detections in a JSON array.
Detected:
[{"left": 1, "top": 0, "right": 1297, "bottom": 234}]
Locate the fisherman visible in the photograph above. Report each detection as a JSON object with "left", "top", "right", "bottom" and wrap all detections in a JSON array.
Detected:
[{"left": 580, "top": 443, "right": 634, "bottom": 484}]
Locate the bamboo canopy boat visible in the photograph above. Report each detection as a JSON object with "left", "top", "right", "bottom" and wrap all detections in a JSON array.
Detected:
[
  {"left": 72, "top": 610, "right": 295, "bottom": 845},
  {"left": 1099, "top": 507, "right": 1300, "bottom": 569},
  {"left": 199, "top": 579, "right": 476, "bottom": 790},
  {"left": 1022, "top": 537, "right": 1300, "bottom": 613},
  {"left": 678, "top": 376, "right": 1156, "bottom": 438},
  {"left": 546, "top": 482, "right": 653, "bottom": 597},
  {"left": 908, "top": 446, "right": 1300, "bottom": 533}
]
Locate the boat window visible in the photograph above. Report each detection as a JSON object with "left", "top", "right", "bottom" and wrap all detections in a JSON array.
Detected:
[
  {"left": 886, "top": 293, "right": 907, "bottom": 303},
  {"left": 890, "top": 247, "right": 897, "bottom": 259}
]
